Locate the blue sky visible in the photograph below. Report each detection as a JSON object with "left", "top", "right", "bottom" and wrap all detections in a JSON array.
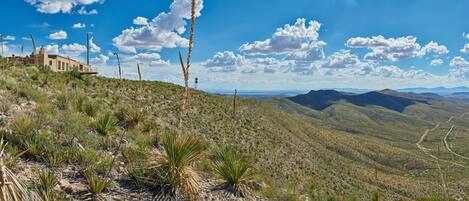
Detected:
[{"left": 2, "top": 0, "right": 469, "bottom": 90}]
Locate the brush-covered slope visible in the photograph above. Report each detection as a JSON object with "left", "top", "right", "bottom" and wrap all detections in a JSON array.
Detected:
[{"left": 1, "top": 64, "right": 468, "bottom": 200}]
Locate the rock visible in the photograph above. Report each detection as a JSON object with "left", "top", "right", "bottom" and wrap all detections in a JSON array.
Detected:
[{"left": 59, "top": 179, "right": 87, "bottom": 194}]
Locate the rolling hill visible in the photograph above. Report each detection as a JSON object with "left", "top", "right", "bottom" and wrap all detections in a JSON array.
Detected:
[{"left": 1, "top": 62, "right": 469, "bottom": 200}]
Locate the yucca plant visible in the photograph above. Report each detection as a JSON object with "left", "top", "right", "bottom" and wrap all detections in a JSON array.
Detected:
[
  {"left": 151, "top": 133, "right": 206, "bottom": 199},
  {"left": 0, "top": 135, "right": 41, "bottom": 201},
  {"left": 85, "top": 173, "right": 111, "bottom": 198},
  {"left": 212, "top": 146, "right": 253, "bottom": 197},
  {"left": 95, "top": 113, "right": 115, "bottom": 135},
  {"left": 37, "top": 170, "right": 58, "bottom": 201}
]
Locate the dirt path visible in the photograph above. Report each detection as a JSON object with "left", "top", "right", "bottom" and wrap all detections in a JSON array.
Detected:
[
  {"left": 415, "top": 118, "right": 469, "bottom": 169},
  {"left": 442, "top": 125, "right": 469, "bottom": 161}
]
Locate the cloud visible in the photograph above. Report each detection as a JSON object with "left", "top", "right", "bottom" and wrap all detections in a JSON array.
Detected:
[
  {"left": 449, "top": 56, "right": 469, "bottom": 79},
  {"left": 44, "top": 44, "right": 59, "bottom": 54},
  {"left": 463, "top": 33, "right": 469, "bottom": 40},
  {"left": 421, "top": 41, "right": 448, "bottom": 56},
  {"left": 430, "top": 59, "right": 444, "bottom": 66},
  {"left": 90, "top": 54, "right": 109, "bottom": 65},
  {"left": 112, "top": 0, "right": 204, "bottom": 53},
  {"left": 25, "top": 0, "right": 103, "bottom": 14},
  {"left": 77, "top": 6, "right": 98, "bottom": 15},
  {"left": 460, "top": 44, "right": 469, "bottom": 54},
  {"left": 72, "top": 23, "right": 86, "bottom": 29},
  {"left": 357, "top": 65, "right": 432, "bottom": 79},
  {"left": 89, "top": 37, "right": 101, "bottom": 52},
  {"left": 347, "top": 35, "right": 446, "bottom": 61},
  {"left": 149, "top": 60, "right": 171, "bottom": 67},
  {"left": 133, "top": 17, "right": 149, "bottom": 26},
  {"left": 48, "top": 30, "right": 68, "bottom": 40},
  {"left": 322, "top": 49, "right": 360, "bottom": 68},
  {"left": 201, "top": 51, "right": 245, "bottom": 72},
  {"left": 123, "top": 53, "right": 170, "bottom": 67},
  {"left": 2, "top": 35, "right": 16, "bottom": 41},
  {"left": 239, "top": 18, "right": 324, "bottom": 56},
  {"left": 61, "top": 43, "right": 86, "bottom": 56}
]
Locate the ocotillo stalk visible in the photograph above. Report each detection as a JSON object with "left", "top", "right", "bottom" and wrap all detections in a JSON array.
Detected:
[
  {"left": 0, "top": 34, "right": 3, "bottom": 58},
  {"left": 374, "top": 164, "right": 378, "bottom": 181},
  {"left": 30, "top": 34, "right": 37, "bottom": 66},
  {"left": 178, "top": 0, "right": 196, "bottom": 130},
  {"left": 114, "top": 52, "right": 122, "bottom": 79},
  {"left": 86, "top": 33, "right": 90, "bottom": 65},
  {"left": 137, "top": 63, "right": 142, "bottom": 81},
  {"left": 233, "top": 89, "right": 237, "bottom": 116}
]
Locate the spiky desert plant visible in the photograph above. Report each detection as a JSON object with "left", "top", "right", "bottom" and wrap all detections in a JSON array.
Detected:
[
  {"left": 95, "top": 112, "right": 115, "bottom": 135},
  {"left": 151, "top": 133, "right": 206, "bottom": 199},
  {"left": 0, "top": 135, "right": 42, "bottom": 201},
  {"left": 178, "top": 0, "right": 197, "bottom": 129},
  {"left": 85, "top": 173, "right": 111, "bottom": 198},
  {"left": 212, "top": 146, "right": 253, "bottom": 197},
  {"left": 37, "top": 170, "right": 58, "bottom": 201}
]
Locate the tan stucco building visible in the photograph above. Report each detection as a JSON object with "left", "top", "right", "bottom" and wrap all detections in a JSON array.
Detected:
[{"left": 7, "top": 47, "right": 95, "bottom": 74}]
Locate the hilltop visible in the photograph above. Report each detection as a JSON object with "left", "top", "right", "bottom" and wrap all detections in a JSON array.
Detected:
[{"left": 1, "top": 63, "right": 469, "bottom": 200}]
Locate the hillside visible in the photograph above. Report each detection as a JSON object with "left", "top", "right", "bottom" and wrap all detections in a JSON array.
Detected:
[
  {"left": 289, "top": 90, "right": 428, "bottom": 112},
  {"left": 1, "top": 63, "right": 469, "bottom": 200}
]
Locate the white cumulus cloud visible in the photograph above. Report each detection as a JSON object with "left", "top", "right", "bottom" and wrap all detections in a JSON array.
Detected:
[
  {"left": 430, "top": 59, "right": 444, "bottom": 66},
  {"left": 72, "top": 23, "right": 86, "bottom": 29},
  {"left": 346, "top": 35, "right": 447, "bottom": 61},
  {"left": 61, "top": 43, "right": 87, "bottom": 56},
  {"left": 89, "top": 37, "right": 101, "bottom": 52},
  {"left": 112, "top": 0, "right": 204, "bottom": 53},
  {"left": 90, "top": 54, "right": 109, "bottom": 65},
  {"left": 48, "top": 30, "right": 68, "bottom": 40},
  {"left": 449, "top": 56, "right": 469, "bottom": 79},
  {"left": 202, "top": 51, "right": 245, "bottom": 72},
  {"left": 133, "top": 17, "right": 149, "bottom": 26},
  {"left": 77, "top": 6, "right": 98, "bottom": 15},
  {"left": 239, "top": 18, "right": 324, "bottom": 56},
  {"left": 25, "top": 0, "right": 103, "bottom": 14}
]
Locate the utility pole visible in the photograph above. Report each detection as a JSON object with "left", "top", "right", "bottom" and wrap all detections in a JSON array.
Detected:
[
  {"left": 137, "top": 63, "right": 142, "bottom": 81},
  {"left": 113, "top": 52, "right": 122, "bottom": 79},
  {"left": 86, "top": 33, "right": 90, "bottom": 65}
]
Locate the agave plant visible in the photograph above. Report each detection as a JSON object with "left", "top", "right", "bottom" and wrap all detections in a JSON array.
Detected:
[
  {"left": 0, "top": 135, "right": 42, "bottom": 201},
  {"left": 212, "top": 146, "right": 253, "bottom": 197},
  {"left": 151, "top": 133, "right": 206, "bottom": 199}
]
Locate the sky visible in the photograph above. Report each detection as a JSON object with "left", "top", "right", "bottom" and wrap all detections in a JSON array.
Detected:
[{"left": 2, "top": 0, "right": 469, "bottom": 90}]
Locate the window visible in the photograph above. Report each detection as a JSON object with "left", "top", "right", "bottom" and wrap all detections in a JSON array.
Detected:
[
  {"left": 49, "top": 60, "right": 52, "bottom": 66},
  {"left": 58, "top": 61, "right": 61, "bottom": 70}
]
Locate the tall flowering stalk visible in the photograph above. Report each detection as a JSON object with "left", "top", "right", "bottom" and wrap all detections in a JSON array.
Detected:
[{"left": 179, "top": 0, "right": 196, "bottom": 130}]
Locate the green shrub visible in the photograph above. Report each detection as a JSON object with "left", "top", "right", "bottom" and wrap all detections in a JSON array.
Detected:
[
  {"left": 82, "top": 100, "right": 99, "bottom": 117},
  {"left": 212, "top": 146, "right": 254, "bottom": 197},
  {"left": 37, "top": 170, "right": 59, "bottom": 200},
  {"left": 55, "top": 93, "right": 69, "bottom": 110},
  {"left": 11, "top": 114, "right": 39, "bottom": 136},
  {"left": 95, "top": 112, "right": 115, "bottom": 135}
]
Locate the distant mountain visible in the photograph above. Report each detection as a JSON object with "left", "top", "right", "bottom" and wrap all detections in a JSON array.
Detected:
[
  {"left": 289, "top": 89, "right": 428, "bottom": 112},
  {"left": 448, "top": 92, "right": 469, "bottom": 99},
  {"left": 399, "top": 86, "right": 469, "bottom": 95}
]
